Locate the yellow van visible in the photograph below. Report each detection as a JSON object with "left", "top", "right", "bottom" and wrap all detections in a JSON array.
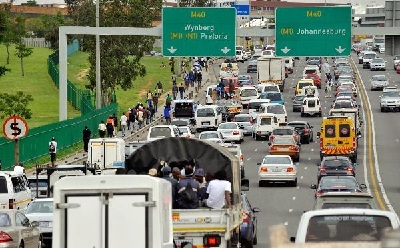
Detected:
[
  {"left": 295, "top": 79, "right": 314, "bottom": 95},
  {"left": 317, "top": 116, "right": 358, "bottom": 162}
]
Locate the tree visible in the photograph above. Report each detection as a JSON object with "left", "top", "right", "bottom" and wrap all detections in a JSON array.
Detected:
[
  {"left": 0, "top": 66, "right": 11, "bottom": 77},
  {"left": 0, "top": 91, "right": 33, "bottom": 119},
  {"left": 67, "top": 0, "right": 162, "bottom": 106},
  {"left": 0, "top": 5, "right": 17, "bottom": 64},
  {"left": 14, "top": 15, "right": 33, "bottom": 76},
  {"left": 41, "top": 13, "right": 73, "bottom": 50},
  {"left": 179, "top": 0, "right": 214, "bottom": 7}
]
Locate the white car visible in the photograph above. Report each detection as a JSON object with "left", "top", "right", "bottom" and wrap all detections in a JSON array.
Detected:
[
  {"left": 198, "top": 131, "right": 224, "bottom": 143},
  {"left": 177, "top": 126, "right": 195, "bottom": 138},
  {"left": 257, "top": 155, "right": 298, "bottom": 187},
  {"left": 379, "top": 45, "right": 385, "bottom": 54},
  {"left": 370, "top": 57, "right": 386, "bottom": 71},
  {"left": 301, "top": 96, "right": 322, "bottom": 117},
  {"left": 25, "top": 198, "right": 54, "bottom": 247},
  {"left": 220, "top": 143, "right": 245, "bottom": 178},
  {"left": 370, "top": 74, "right": 389, "bottom": 91},
  {"left": 340, "top": 82, "right": 358, "bottom": 97},
  {"left": 147, "top": 125, "right": 181, "bottom": 142},
  {"left": 393, "top": 55, "right": 400, "bottom": 69},
  {"left": 217, "top": 122, "right": 244, "bottom": 143}
]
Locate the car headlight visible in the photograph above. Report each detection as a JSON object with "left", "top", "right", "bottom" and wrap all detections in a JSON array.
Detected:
[{"left": 39, "top": 221, "right": 52, "bottom": 228}]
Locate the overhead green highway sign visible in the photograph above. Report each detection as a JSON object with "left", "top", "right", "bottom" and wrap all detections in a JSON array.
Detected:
[
  {"left": 275, "top": 6, "right": 351, "bottom": 57},
  {"left": 162, "top": 7, "right": 236, "bottom": 57}
]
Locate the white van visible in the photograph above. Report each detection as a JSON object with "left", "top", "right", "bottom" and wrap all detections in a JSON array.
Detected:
[
  {"left": 235, "top": 50, "right": 245, "bottom": 62},
  {"left": 0, "top": 171, "right": 31, "bottom": 210},
  {"left": 205, "top": 85, "right": 218, "bottom": 105},
  {"left": 301, "top": 96, "right": 322, "bottom": 117},
  {"left": 260, "top": 103, "right": 288, "bottom": 124},
  {"left": 300, "top": 85, "right": 319, "bottom": 98},
  {"left": 239, "top": 86, "right": 258, "bottom": 107},
  {"left": 195, "top": 105, "right": 222, "bottom": 132},
  {"left": 285, "top": 57, "right": 295, "bottom": 73},
  {"left": 247, "top": 99, "right": 271, "bottom": 120},
  {"left": 252, "top": 113, "right": 280, "bottom": 141},
  {"left": 147, "top": 125, "right": 181, "bottom": 142}
]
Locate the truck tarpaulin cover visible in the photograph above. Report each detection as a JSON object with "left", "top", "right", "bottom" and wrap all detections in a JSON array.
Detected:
[{"left": 125, "top": 137, "right": 234, "bottom": 180}]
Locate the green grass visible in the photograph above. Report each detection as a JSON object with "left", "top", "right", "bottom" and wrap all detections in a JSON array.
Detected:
[
  {"left": 67, "top": 52, "right": 183, "bottom": 116},
  {"left": 0, "top": 45, "right": 81, "bottom": 131}
]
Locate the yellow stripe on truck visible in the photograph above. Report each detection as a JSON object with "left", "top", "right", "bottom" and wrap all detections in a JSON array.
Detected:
[{"left": 14, "top": 198, "right": 31, "bottom": 206}]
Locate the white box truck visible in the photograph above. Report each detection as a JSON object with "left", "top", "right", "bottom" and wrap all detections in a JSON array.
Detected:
[
  {"left": 52, "top": 175, "right": 174, "bottom": 248},
  {"left": 257, "top": 56, "right": 286, "bottom": 91},
  {"left": 87, "top": 138, "right": 125, "bottom": 170}
]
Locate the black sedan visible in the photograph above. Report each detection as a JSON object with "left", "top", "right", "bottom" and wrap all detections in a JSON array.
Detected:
[
  {"left": 287, "top": 121, "right": 314, "bottom": 144},
  {"left": 247, "top": 60, "right": 257, "bottom": 73},
  {"left": 317, "top": 156, "right": 356, "bottom": 183},
  {"left": 239, "top": 192, "right": 260, "bottom": 248},
  {"left": 311, "top": 176, "right": 366, "bottom": 198}
]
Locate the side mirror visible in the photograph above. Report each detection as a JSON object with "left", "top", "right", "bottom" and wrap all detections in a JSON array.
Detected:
[
  {"left": 268, "top": 142, "right": 272, "bottom": 146},
  {"left": 253, "top": 207, "right": 261, "bottom": 213},
  {"left": 241, "top": 178, "right": 250, "bottom": 191},
  {"left": 290, "top": 237, "right": 296, "bottom": 242},
  {"left": 353, "top": 162, "right": 358, "bottom": 167},
  {"left": 360, "top": 183, "right": 367, "bottom": 189},
  {"left": 257, "top": 162, "right": 261, "bottom": 166},
  {"left": 310, "top": 184, "right": 317, "bottom": 189},
  {"left": 316, "top": 162, "right": 321, "bottom": 167}
]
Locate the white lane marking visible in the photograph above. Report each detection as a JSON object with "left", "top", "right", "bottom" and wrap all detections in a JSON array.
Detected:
[
  {"left": 247, "top": 157, "right": 251, "bottom": 161},
  {"left": 396, "top": 139, "right": 400, "bottom": 143},
  {"left": 284, "top": 222, "right": 288, "bottom": 226},
  {"left": 261, "top": 141, "right": 264, "bottom": 144},
  {"left": 311, "top": 149, "right": 314, "bottom": 152},
  {"left": 289, "top": 209, "right": 293, "bottom": 213},
  {"left": 308, "top": 157, "right": 311, "bottom": 160},
  {"left": 300, "top": 176, "right": 303, "bottom": 180},
  {"left": 352, "top": 57, "right": 395, "bottom": 213},
  {"left": 292, "top": 197, "right": 296, "bottom": 200},
  {"left": 297, "top": 186, "right": 300, "bottom": 189},
  {"left": 254, "top": 148, "right": 258, "bottom": 152},
  {"left": 304, "top": 167, "right": 307, "bottom": 170}
]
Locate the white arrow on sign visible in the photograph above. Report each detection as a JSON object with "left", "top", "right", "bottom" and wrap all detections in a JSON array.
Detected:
[
  {"left": 335, "top": 46, "right": 346, "bottom": 54},
  {"left": 168, "top": 46, "right": 177, "bottom": 54},
  {"left": 281, "top": 46, "right": 291, "bottom": 54},
  {"left": 221, "top": 47, "right": 231, "bottom": 54}
]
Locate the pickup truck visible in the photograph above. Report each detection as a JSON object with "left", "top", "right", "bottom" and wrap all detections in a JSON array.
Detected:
[{"left": 125, "top": 137, "right": 247, "bottom": 248}]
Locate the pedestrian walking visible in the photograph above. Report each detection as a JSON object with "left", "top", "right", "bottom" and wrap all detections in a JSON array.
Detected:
[
  {"left": 48, "top": 137, "right": 57, "bottom": 167},
  {"left": 112, "top": 113, "right": 118, "bottom": 136},
  {"left": 120, "top": 112, "right": 128, "bottom": 137},
  {"left": 137, "top": 107, "right": 144, "bottom": 129},
  {"left": 171, "top": 74, "right": 177, "bottom": 84},
  {"left": 326, "top": 79, "right": 332, "bottom": 98},
  {"left": 82, "top": 126, "right": 91, "bottom": 152},
  {"left": 172, "top": 83, "right": 178, "bottom": 100},
  {"left": 164, "top": 105, "right": 171, "bottom": 124},
  {"left": 166, "top": 94, "right": 172, "bottom": 107},
  {"left": 178, "top": 83, "right": 185, "bottom": 99},
  {"left": 129, "top": 108, "right": 136, "bottom": 133},
  {"left": 143, "top": 107, "right": 148, "bottom": 125},
  {"left": 106, "top": 115, "right": 114, "bottom": 137},
  {"left": 98, "top": 120, "right": 107, "bottom": 138},
  {"left": 147, "top": 90, "right": 153, "bottom": 107},
  {"left": 152, "top": 92, "right": 159, "bottom": 112},
  {"left": 148, "top": 105, "right": 155, "bottom": 123},
  {"left": 125, "top": 109, "right": 131, "bottom": 130},
  {"left": 156, "top": 81, "right": 163, "bottom": 94}
]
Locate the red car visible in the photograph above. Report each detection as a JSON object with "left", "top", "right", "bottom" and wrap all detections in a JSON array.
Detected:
[
  {"left": 221, "top": 77, "right": 239, "bottom": 93},
  {"left": 304, "top": 73, "right": 321, "bottom": 89},
  {"left": 396, "top": 64, "right": 400, "bottom": 74}
]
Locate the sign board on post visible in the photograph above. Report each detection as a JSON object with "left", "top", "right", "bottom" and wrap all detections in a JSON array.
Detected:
[
  {"left": 2, "top": 115, "right": 29, "bottom": 140},
  {"left": 162, "top": 7, "right": 236, "bottom": 57},
  {"left": 275, "top": 6, "right": 352, "bottom": 57}
]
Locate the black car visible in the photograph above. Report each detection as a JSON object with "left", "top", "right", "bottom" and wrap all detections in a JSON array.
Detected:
[
  {"left": 292, "top": 95, "right": 306, "bottom": 112},
  {"left": 317, "top": 156, "right": 356, "bottom": 183},
  {"left": 247, "top": 60, "right": 257, "bottom": 73},
  {"left": 287, "top": 121, "right": 314, "bottom": 144},
  {"left": 311, "top": 176, "right": 366, "bottom": 198},
  {"left": 239, "top": 192, "right": 260, "bottom": 248}
]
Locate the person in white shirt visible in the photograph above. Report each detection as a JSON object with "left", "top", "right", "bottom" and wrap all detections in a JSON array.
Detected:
[
  {"left": 49, "top": 137, "right": 58, "bottom": 167},
  {"left": 120, "top": 113, "right": 128, "bottom": 137},
  {"left": 13, "top": 163, "right": 25, "bottom": 174},
  {"left": 206, "top": 170, "right": 232, "bottom": 209}
]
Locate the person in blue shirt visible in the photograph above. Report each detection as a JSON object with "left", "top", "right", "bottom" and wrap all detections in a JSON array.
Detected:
[{"left": 164, "top": 105, "right": 171, "bottom": 124}]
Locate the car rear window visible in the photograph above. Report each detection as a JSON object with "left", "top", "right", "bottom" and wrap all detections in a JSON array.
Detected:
[
  {"left": 273, "top": 129, "right": 292, "bottom": 135},
  {"left": 28, "top": 179, "right": 48, "bottom": 188},
  {"left": 234, "top": 116, "right": 249, "bottom": 122},
  {"left": 149, "top": 127, "right": 172, "bottom": 138},
  {"left": 0, "top": 177, "right": 8, "bottom": 193},
  {"left": 299, "top": 82, "right": 313, "bottom": 89},
  {"left": 267, "top": 105, "right": 285, "bottom": 114},
  {"left": 197, "top": 108, "right": 215, "bottom": 117},
  {"left": 308, "top": 100, "right": 316, "bottom": 107},
  {"left": 260, "top": 118, "right": 272, "bottom": 125},
  {"left": 324, "top": 124, "right": 336, "bottom": 138},
  {"left": 321, "top": 203, "right": 371, "bottom": 209},
  {"left": 323, "top": 159, "right": 350, "bottom": 168},
  {"left": 241, "top": 89, "right": 257, "bottom": 97},
  {"left": 339, "top": 124, "right": 351, "bottom": 137}
]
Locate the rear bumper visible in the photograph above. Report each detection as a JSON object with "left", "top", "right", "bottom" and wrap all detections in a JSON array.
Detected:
[{"left": 259, "top": 173, "right": 297, "bottom": 181}]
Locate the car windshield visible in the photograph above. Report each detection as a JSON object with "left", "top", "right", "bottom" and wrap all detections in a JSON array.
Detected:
[
  {"left": 260, "top": 117, "right": 272, "bottom": 125},
  {"left": 382, "top": 91, "right": 400, "bottom": 97},
  {"left": 0, "top": 176, "right": 8, "bottom": 193},
  {"left": 298, "top": 82, "right": 314, "bottom": 89},
  {"left": 320, "top": 178, "right": 358, "bottom": 189},
  {"left": 263, "top": 156, "right": 292, "bottom": 165},
  {"left": 272, "top": 137, "right": 295, "bottom": 145},
  {"left": 234, "top": 116, "right": 250, "bottom": 122},
  {"left": 305, "top": 69, "right": 318, "bottom": 74},
  {"left": 372, "top": 75, "right": 387, "bottom": 81},
  {"left": 260, "top": 92, "right": 282, "bottom": 101},
  {"left": 0, "top": 213, "right": 11, "bottom": 227},
  {"left": 267, "top": 105, "right": 285, "bottom": 114},
  {"left": 219, "top": 123, "right": 237, "bottom": 129},
  {"left": 149, "top": 127, "right": 172, "bottom": 138},
  {"left": 197, "top": 108, "right": 215, "bottom": 117},
  {"left": 323, "top": 159, "right": 350, "bottom": 168},
  {"left": 305, "top": 215, "right": 391, "bottom": 242},
  {"left": 178, "top": 127, "right": 189, "bottom": 134},
  {"left": 200, "top": 133, "right": 219, "bottom": 139},
  {"left": 273, "top": 129, "right": 293, "bottom": 135},
  {"left": 241, "top": 89, "right": 257, "bottom": 97},
  {"left": 26, "top": 201, "right": 53, "bottom": 214}
]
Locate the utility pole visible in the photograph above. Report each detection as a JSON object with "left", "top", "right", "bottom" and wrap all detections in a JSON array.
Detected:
[
  {"left": 177, "top": 0, "right": 181, "bottom": 77},
  {"left": 95, "top": 0, "right": 102, "bottom": 109}
]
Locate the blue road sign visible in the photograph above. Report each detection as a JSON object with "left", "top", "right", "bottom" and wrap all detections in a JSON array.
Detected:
[{"left": 232, "top": 5, "right": 249, "bottom": 15}]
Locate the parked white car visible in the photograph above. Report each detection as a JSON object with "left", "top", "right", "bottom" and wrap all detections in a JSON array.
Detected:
[
  {"left": 217, "top": 122, "right": 244, "bottom": 143},
  {"left": 257, "top": 155, "right": 298, "bottom": 187},
  {"left": 25, "top": 198, "right": 54, "bottom": 247}
]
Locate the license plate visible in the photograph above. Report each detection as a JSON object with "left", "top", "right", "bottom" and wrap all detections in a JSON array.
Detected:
[
  {"left": 280, "top": 148, "right": 289, "bottom": 151},
  {"left": 202, "top": 121, "right": 210, "bottom": 125},
  {"left": 272, "top": 168, "right": 281, "bottom": 172},
  {"left": 175, "top": 239, "right": 193, "bottom": 248}
]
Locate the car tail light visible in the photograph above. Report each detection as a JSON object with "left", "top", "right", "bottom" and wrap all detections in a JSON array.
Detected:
[
  {"left": 240, "top": 154, "right": 244, "bottom": 161},
  {"left": 242, "top": 211, "right": 250, "bottom": 223},
  {"left": 0, "top": 231, "right": 13, "bottom": 243},
  {"left": 286, "top": 167, "right": 294, "bottom": 172},
  {"left": 233, "top": 131, "right": 239, "bottom": 135},
  {"left": 8, "top": 199, "right": 13, "bottom": 209},
  {"left": 289, "top": 146, "right": 298, "bottom": 151},
  {"left": 319, "top": 167, "right": 326, "bottom": 173},
  {"left": 353, "top": 137, "right": 356, "bottom": 148},
  {"left": 260, "top": 167, "right": 268, "bottom": 172},
  {"left": 316, "top": 191, "right": 323, "bottom": 197},
  {"left": 320, "top": 138, "right": 323, "bottom": 149},
  {"left": 347, "top": 168, "right": 354, "bottom": 174},
  {"left": 304, "top": 129, "right": 309, "bottom": 134},
  {"left": 270, "top": 146, "right": 277, "bottom": 150},
  {"left": 203, "top": 235, "right": 221, "bottom": 247}
]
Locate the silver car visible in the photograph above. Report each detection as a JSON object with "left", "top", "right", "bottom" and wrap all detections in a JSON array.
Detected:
[
  {"left": 198, "top": 131, "right": 224, "bottom": 143},
  {"left": 0, "top": 209, "right": 41, "bottom": 248},
  {"left": 380, "top": 87, "right": 400, "bottom": 112},
  {"left": 370, "top": 58, "right": 386, "bottom": 71},
  {"left": 25, "top": 198, "right": 53, "bottom": 248},
  {"left": 217, "top": 122, "right": 244, "bottom": 143},
  {"left": 370, "top": 75, "right": 389, "bottom": 91}
]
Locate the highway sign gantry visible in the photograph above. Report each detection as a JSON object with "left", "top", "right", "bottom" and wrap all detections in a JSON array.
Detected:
[
  {"left": 2, "top": 115, "right": 29, "bottom": 140},
  {"left": 162, "top": 7, "right": 236, "bottom": 57},
  {"left": 275, "top": 6, "right": 352, "bottom": 57}
]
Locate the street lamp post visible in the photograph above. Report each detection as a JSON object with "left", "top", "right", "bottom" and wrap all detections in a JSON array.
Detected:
[{"left": 95, "top": 0, "right": 101, "bottom": 109}]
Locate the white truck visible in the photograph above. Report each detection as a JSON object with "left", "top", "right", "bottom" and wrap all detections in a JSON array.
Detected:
[
  {"left": 125, "top": 137, "right": 247, "bottom": 248},
  {"left": 329, "top": 108, "right": 362, "bottom": 136},
  {"left": 87, "top": 138, "right": 125, "bottom": 170},
  {"left": 52, "top": 175, "right": 174, "bottom": 248},
  {"left": 257, "top": 56, "right": 285, "bottom": 91}
]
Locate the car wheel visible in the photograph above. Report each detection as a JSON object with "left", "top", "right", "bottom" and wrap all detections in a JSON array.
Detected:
[
  {"left": 19, "top": 241, "right": 24, "bottom": 248},
  {"left": 243, "top": 239, "right": 254, "bottom": 248},
  {"left": 258, "top": 181, "right": 264, "bottom": 187},
  {"left": 304, "top": 136, "right": 310, "bottom": 144},
  {"left": 253, "top": 231, "right": 258, "bottom": 245},
  {"left": 381, "top": 107, "right": 385, "bottom": 112},
  {"left": 255, "top": 136, "right": 259, "bottom": 141},
  {"left": 300, "top": 112, "right": 304, "bottom": 117},
  {"left": 291, "top": 178, "right": 298, "bottom": 187},
  {"left": 310, "top": 135, "right": 314, "bottom": 142}
]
